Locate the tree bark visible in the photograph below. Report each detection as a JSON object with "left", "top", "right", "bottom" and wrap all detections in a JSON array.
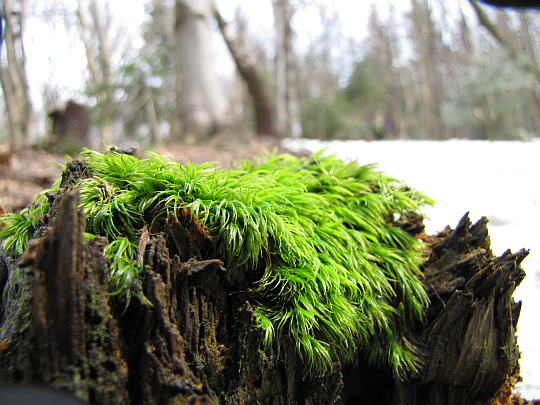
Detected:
[
  {"left": 0, "top": 0, "right": 34, "bottom": 148},
  {"left": 272, "top": 0, "right": 301, "bottom": 138},
  {"left": 174, "top": 0, "right": 228, "bottom": 143},
  {"left": 76, "top": 0, "right": 115, "bottom": 144},
  {"left": 410, "top": 0, "right": 445, "bottom": 140},
  {"left": 0, "top": 161, "right": 534, "bottom": 404},
  {"left": 141, "top": 83, "right": 163, "bottom": 145},
  {"left": 367, "top": 5, "right": 407, "bottom": 139}
]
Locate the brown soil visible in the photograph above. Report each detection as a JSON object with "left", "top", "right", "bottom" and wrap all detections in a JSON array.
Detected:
[
  {"left": 0, "top": 138, "right": 297, "bottom": 214},
  {"left": 0, "top": 147, "right": 66, "bottom": 214}
]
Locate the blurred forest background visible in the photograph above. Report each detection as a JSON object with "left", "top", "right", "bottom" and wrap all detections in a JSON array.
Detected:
[{"left": 1, "top": 0, "right": 539, "bottom": 152}]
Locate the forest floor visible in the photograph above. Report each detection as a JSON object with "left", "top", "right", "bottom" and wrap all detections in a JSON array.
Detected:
[{"left": 0, "top": 136, "right": 302, "bottom": 214}]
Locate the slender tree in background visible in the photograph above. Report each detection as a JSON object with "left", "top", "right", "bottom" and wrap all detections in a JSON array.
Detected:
[
  {"left": 272, "top": 0, "right": 300, "bottom": 138},
  {"left": 469, "top": 0, "right": 540, "bottom": 134},
  {"left": 2, "top": 0, "right": 538, "bottom": 145},
  {"left": 228, "top": 8, "right": 273, "bottom": 134},
  {"left": 410, "top": 0, "right": 445, "bottom": 140},
  {"left": 0, "top": 0, "right": 34, "bottom": 147},
  {"left": 343, "top": 5, "right": 412, "bottom": 140},
  {"left": 140, "top": 0, "right": 177, "bottom": 142},
  {"left": 214, "top": 5, "right": 275, "bottom": 136},
  {"left": 76, "top": 0, "right": 116, "bottom": 143},
  {"left": 174, "top": 0, "right": 228, "bottom": 143},
  {"left": 343, "top": 8, "right": 391, "bottom": 140},
  {"left": 117, "top": 63, "right": 165, "bottom": 145},
  {"left": 366, "top": 5, "right": 407, "bottom": 139},
  {"left": 442, "top": 46, "right": 534, "bottom": 140},
  {"left": 459, "top": 5, "right": 474, "bottom": 55},
  {"left": 518, "top": 13, "right": 540, "bottom": 132},
  {"left": 115, "top": 0, "right": 175, "bottom": 145},
  {"left": 298, "top": 4, "right": 350, "bottom": 140}
]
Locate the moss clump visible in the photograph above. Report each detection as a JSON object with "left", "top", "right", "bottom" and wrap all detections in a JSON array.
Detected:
[{"left": 0, "top": 149, "right": 434, "bottom": 380}]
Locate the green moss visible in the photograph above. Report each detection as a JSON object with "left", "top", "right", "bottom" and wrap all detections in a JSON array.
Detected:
[{"left": 0, "top": 148, "right": 434, "bottom": 380}]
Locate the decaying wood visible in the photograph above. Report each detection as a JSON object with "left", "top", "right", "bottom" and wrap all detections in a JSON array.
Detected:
[
  {"left": 409, "top": 214, "right": 528, "bottom": 404},
  {"left": 1, "top": 192, "right": 128, "bottom": 403},
  {"left": 48, "top": 101, "right": 91, "bottom": 152},
  {"left": 0, "top": 161, "right": 535, "bottom": 404}
]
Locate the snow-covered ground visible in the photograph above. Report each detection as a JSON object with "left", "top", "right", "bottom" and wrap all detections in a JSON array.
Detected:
[{"left": 283, "top": 138, "right": 540, "bottom": 399}]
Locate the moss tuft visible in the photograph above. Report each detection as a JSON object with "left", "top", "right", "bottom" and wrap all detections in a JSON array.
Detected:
[{"left": 0, "top": 148, "right": 434, "bottom": 380}]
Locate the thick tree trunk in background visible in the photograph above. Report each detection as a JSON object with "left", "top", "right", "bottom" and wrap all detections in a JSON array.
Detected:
[
  {"left": 0, "top": 160, "right": 533, "bottom": 404},
  {"left": 0, "top": 0, "right": 34, "bottom": 148},
  {"left": 214, "top": 7, "right": 275, "bottom": 137},
  {"left": 272, "top": 0, "right": 301, "bottom": 138},
  {"left": 174, "top": 0, "right": 228, "bottom": 143}
]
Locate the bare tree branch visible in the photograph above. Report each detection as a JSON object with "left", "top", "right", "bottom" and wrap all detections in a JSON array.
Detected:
[{"left": 469, "top": 0, "right": 540, "bottom": 79}]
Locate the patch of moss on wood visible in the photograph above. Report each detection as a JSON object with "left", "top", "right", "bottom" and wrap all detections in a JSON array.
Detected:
[{"left": 0, "top": 148, "right": 529, "bottom": 404}]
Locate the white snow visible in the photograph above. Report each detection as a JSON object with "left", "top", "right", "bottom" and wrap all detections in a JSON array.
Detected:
[{"left": 282, "top": 137, "right": 540, "bottom": 399}]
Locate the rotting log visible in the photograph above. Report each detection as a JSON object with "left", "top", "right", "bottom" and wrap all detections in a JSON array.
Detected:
[
  {"left": 0, "top": 171, "right": 537, "bottom": 404},
  {"left": 0, "top": 192, "right": 129, "bottom": 403},
  {"left": 407, "top": 214, "right": 529, "bottom": 404}
]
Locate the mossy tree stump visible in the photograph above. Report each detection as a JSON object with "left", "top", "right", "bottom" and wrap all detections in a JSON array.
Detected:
[{"left": 0, "top": 157, "right": 532, "bottom": 405}]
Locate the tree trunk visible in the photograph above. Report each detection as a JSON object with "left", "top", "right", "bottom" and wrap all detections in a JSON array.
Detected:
[
  {"left": 141, "top": 83, "right": 163, "bottom": 145},
  {"left": 174, "top": 0, "right": 228, "bottom": 143},
  {"left": 469, "top": 0, "right": 540, "bottom": 134},
  {"left": 214, "top": 6, "right": 275, "bottom": 137},
  {"left": 410, "top": 0, "right": 444, "bottom": 140},
  {"left": 367, "top": 5, "right": 406, "bottom": 139},
  {"left": 76, "top": 0, "right": 115, "bottom": 144},
  {"left": 272, "top": 0, "right": 301, "bottom": 138},
  {"left": 0, "top": 0, "right": 34, "bottom": 148},
  {"left": 0, "top": 161, "right": 533, "bottom": 404}
]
